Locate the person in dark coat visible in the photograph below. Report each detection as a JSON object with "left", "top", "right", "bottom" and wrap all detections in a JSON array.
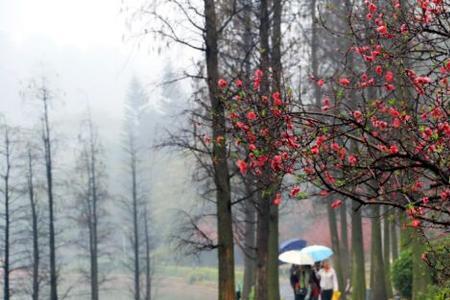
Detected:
[{"left": 290, "top": 265, "right": 310, "bottom": 300}]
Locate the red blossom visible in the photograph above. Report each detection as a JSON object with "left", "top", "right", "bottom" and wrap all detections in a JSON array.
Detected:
[
  {"left": 218, "top": 79, "right": 228, "bottom": 89},
  {"left": 376, "top": 25, "right": 388, "bottom": 35},
  {"left": 247, "top": 111, "right": 257, "bottom": 121},
  {"left": 311, "top": 145, "right": 320, "bottom": 155},
  {"left": 368, "top": 2, "right": 377, "bottom": 13},
  {"left": 348, "top": 155, "right": 358, "bottom": 166},
  {"left": 389, "top": 145, "right": 399, "bottom": 154},
  {"left": 331, "top": 199, "right": 343, "bottom": 209},
  {"left": 272, "top": 92, "right": 283, "bottom": 106},
  {"left": 289, "top": 186, "right": 301, "bottom": 198},
  {"left": 236, "top": 160, "right": 248, "bottom": 175},
  {"left": 375, "top": 65, "right": 383, "bottom": 76},
  {"left": 272, "top": 193, "right": 282, "bottom": 206},
  {"left": 353, "top": 110, "right": 363, "bottom": 123},
  {"left": 392, "top": 118, "right": 401, "bottom": 128},
  {"left": 440, "top": 190, "right": 450, "bottom": 201},
  {"left": 385, "top": 71, "right": 394, "bottom": 82},
  {"left": 411, "top": 219, "right": 421, "bottom": 228},
  {"left": 339, "top": 77, "right": 350, "bottom": 86}
]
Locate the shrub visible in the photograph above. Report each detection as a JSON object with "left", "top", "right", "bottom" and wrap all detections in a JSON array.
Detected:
[
  {"left": 391, "top": 249, "right": 413, "bottom": 299},
  {"left": 420, "top": 281, "right": 450, "bottom": 300}
]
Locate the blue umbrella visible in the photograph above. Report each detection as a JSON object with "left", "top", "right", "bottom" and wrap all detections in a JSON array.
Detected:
[
  {"left": 279, "top": 239, "right": 307, "bottom": 254},
  {"left": 299, "top": 245, "right": 333, "bottom": 262}
]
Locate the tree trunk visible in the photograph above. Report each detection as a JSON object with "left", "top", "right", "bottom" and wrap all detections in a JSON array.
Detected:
[
  {"left": 89, "top": 120, "right": 99, "bottom": 300},
  {"left": 204, "top": 1, "right": 235, "bottom": 299},
  {"left": 42, "top": 89, "right": 58, "bottom": 300},
  {"left": 242, "top": 190, "right": 256, "bottom": 300},
  {"left": 327, "top": 201, "right": 344, "bottom": 293},
  {"left": 351, "top": 201, "right": 366, "bottom": 300},
  {"left": 390, "top": 210, "right": 399, "bottom": 261},
  {"left": 255, "top": 1, "right": 271, "bottom": 299},
  {"left": 144, "top": 208, "right": 152, "bottom": 300},
  {"left": 27, "top": 149, "right": 40, "bottom": 300},
  {"left": 267, "top": 205, "right": 279, "bottom": 300},
  {"left": 370, "top": 206, "right": 387, "bottom": 300},
  {"left": 132, "top": 155, "right": 140, "bottom": 300},
  {"left": 255, "top": 191, "right": 270, "bottom": 300},
  {"left": 2, "top": 128, "right": 11, "bottom": 300},
  {"left": 310, "top": 0, "right": 320, "bottom": 106},
  {"left": 267, "top": 1, "right": 282, "bottom": 299},
  {"left": 340, "top": 200, "right": 350, "bottom": 286},
  {"left": 383, "top": 207, "right": 393, "bottom": 298}
]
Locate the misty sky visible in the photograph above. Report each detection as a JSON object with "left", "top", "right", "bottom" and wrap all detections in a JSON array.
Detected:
[{"left": 0, "top": 0, "right": 193, "bottom": 130}]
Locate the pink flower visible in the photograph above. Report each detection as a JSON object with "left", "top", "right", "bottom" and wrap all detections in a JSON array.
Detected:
[
  {"left": 389, "top": 145, "right": 399, "bottom": 154},
  {"left": 331, "top": 143, "right": 340, "bottom": 152},
  {"left": 376, "top": 25, "right": 388, "bottom": 35},
  {"left": 339, "top": 77, "right": 350, "bottom": 86},
  {"left": 289, "top": 186, "right": 301, "bottom": 198},
  {"left": 331, "top": 199, "right": 343, "bottom": 209},
  {"left": 440, "top": 190, "right": 450, "bottom": 201},
  {"left": 317, "top": 79, "right": 325, "bottom": 87},
  {"left": 272, "top": 193, "right": 282, "bottom": 206},
  {"left": 319, "top": 190, "right": 329, "bottom": 196},
  {"left": 348, "top": 155, "right": 358, "bottom": 166},
  {"left": 235, "top": 79, "right": 243, "bottom": 88},
  {"left": 392, "top": 118, "right": 401, "bottom": 128},
  {"left": 368, "top": 3, "right": 377, "bottom": 13},
  {"left": 414, "top": 76, "right": 432, "bottom": 85},
  {"left": 218, "top": 79, "right": 228, "bottom": 89},
  {"left": 311, "top": 145, "right": 320, "bottom": 155},
  {"left": 272, "top": 92, "right": 283, "bottom": 106},
  {"left": 422, "top": 197, "right": 429, "bottom": 204},
  {"left": 253, "top": 69, "right": 263, "bottom": 90},
  {"left": 248, "top": 144, "right": 257, "bottom": 152},
  {"left": 247, "top": 111, "right": 257, "bottom": 121},
  {"left": 236, "top": 160, "right": 248, "bottom": 175},
  {"left": 322, "top": 97, "right": 330, "bottom": 111},
  {"left": 375, "top": 65, "right": 383, "bottom": 76},
  {"left": 400, "top": 24, "right": 408, "bottom": 34},
  {"left": 385, "top": 71, "right": 394, "bottom": 82},
  {"left": 411, "top": 219, "right": 421, "bottom": 228},
  {"left": 385, "top": 84, "right": 396, "bottom": 91},
  {"left": 353, "top": 110, "right": 363, "bottom": 123}
]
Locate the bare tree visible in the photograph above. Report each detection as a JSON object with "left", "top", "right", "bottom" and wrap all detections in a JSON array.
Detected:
[
  {"left": 0, "top": 123, "right": 12, "bottom": 300},
  {"left": 25, "top": 78, "right": 59, "bottom": 300},
  {"left": 121, "top": 77, "right": 154, "bottom": 300},
  {"left": 72, "top": 110, "right": 111, "bottom": 300},
  {"left": 26, "top": 144, "right": 41, "bottom": 300}
]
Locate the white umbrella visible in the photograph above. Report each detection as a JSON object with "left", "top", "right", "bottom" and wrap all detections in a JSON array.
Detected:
[{"left": 278, "top": 250, "right": 315, "bottom": 265}]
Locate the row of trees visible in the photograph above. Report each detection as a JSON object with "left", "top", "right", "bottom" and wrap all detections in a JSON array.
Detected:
[
  {"left": 0, "top": 77, "right": 154, "bottom": 300},
  {"left": 140, "top": 0, "right": 448, "bottom": 300}
]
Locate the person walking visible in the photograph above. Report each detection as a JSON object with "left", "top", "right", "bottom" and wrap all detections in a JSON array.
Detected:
[
  {"left": 309, "top": 262, "right": 321, "bottom": 300},
  {"left": 318, "top": 260, "right": 339, "bottom": 300},
  {"left": 290, "top": 265, "right": 310, "bottom": 300}
]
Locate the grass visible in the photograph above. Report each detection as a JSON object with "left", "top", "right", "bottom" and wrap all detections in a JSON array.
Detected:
[{"left": 157, "top": 265, "right": 244, "bottom": 285}]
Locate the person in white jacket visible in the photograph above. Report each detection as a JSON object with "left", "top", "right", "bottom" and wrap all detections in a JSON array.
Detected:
[{"left": 317, "top": 260, "right": 339, "bottom": 300}]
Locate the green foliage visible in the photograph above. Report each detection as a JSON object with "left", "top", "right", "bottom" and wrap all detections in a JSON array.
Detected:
[
  {"left": 391, "top": 249, "right": 413, "bottom": 299},
  {"left": 427, "top": 236, "right": 450, "bottom": 285},
  {"left": 419, "top": 281, "right": 450, "bottom": 300}
]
